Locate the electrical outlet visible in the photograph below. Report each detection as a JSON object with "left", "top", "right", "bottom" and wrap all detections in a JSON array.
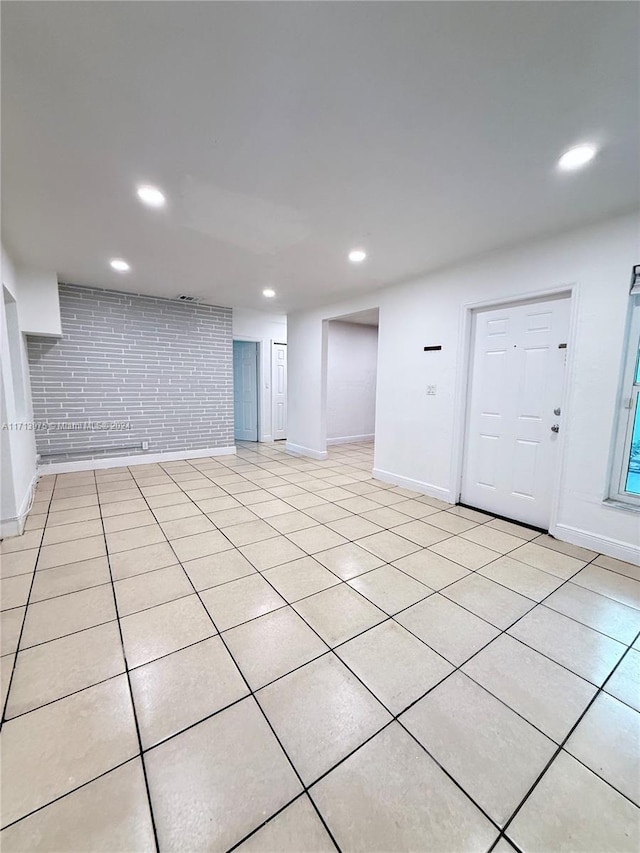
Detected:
[
  {"left": 142, "top": 440, "right": 149, "bottom": 451},
  {"left": 426, "top": 385, "right": 437, "bottom": 396}
]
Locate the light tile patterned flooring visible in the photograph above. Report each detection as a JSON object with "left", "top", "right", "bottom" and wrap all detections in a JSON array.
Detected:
[{"left": 1, "top": 441, "right": 639, "bottom": 852}]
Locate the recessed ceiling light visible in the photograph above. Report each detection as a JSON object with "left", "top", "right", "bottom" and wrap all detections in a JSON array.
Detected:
[
  {"left": 110, "top": 258, "right": 130, "bottom": 272},
  {"left": 557, "top": 144, "right": 598, "bottom": 171},
  {"left": 348, "top": 249, "right": 367, "bottom": 263},
  {"left": 262, "top": 288, "right": 276, "bottom": 298},
  {"left": 136, "top": 184, "right": 166, "bottom": 207}
]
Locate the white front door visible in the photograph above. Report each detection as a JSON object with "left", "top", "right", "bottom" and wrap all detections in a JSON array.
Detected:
[
  {"left": 233, "top": 340, "right": 258, "bottom": 442},
  {"left": 461, "top": 296, "right": 570, "bottom": 528},
  {"left": 271, "top": 342, "right": 287, "bottom": 440}
]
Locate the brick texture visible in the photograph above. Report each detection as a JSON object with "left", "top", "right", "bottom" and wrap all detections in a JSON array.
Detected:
[{"left": 27, "top": 283, "right": 234, "bottom": 464}]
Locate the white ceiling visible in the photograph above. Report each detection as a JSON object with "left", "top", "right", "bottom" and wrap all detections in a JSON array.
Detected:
[{"left": 2, "top": 2, "right": 638, "bottom": 312}]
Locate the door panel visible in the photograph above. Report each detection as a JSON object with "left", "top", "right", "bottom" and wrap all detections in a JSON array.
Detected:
[
  {"left": 482, "top": 349, "right": 508, "bottom": 415},
  {"left": 478, "top": 433, "right": 499, "bottom": 488},
  {"left": 233, "top": 340, "right": 258, "bottom": 442},
  {"left": 520, "top": 347, "right": 548, "bottom": 416},
  {"left": 461, "top": 297, "right": 570, "bottom": 528},
  {"left": 272, "top": 342, "right": 287, "bottom": 440},
  {"left": 512, "top": 439, "right": 538, "bottom": 498}
]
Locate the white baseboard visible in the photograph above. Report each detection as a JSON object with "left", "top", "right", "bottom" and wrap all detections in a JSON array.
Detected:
[
  {"left": 1, "top": 472, "right": 38, "bottom": 539},
  {"left": 327, "top": 434, "right": 375, "bottom": 446},
  {"left": 0, "top": 517, "right": 23, "bottom": 538},
  {"left": 551, "top": 523, "right": 640, "bottom": 566},
  {"left": 285, "top": 442, "right": 328, "bottom": 461},
  {"left": 37, "top": 445, "right": 237, "bottom": 475},
  {"left": 373, "top": 467, "right": 452, "bottom": 502}
]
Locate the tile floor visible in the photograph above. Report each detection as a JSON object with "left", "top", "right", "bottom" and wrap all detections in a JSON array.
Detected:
[{"left": 1, "top": 441, "right": 639, "bottom": 852}]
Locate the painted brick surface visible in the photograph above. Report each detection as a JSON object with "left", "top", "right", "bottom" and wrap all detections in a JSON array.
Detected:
[{"left": 27, "top": 283, "right": 233, "bottom": 463}]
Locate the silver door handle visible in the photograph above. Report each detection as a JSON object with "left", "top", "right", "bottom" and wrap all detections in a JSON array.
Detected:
[{"left": 551, "top": 424, "right": 560, "bottom": 433}]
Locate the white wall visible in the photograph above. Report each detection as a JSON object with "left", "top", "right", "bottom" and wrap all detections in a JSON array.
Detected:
[
  {"left": 17, "top": 269, "right": 62, "bottom": 337},
  {"left": 327, "top": 321, "right": 378, "bottom": 443},
  {"left": 232, "top": 308, "right": 286, "bottom": 442},
  {"left": 286, "top": 214, "right": 640, "bottom": 562},
  {"left": 1, "top": 247, "right": 38, "bottom": 535}
]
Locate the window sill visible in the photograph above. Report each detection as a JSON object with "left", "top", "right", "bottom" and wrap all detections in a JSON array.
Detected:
[{"left": 603, "top": 497, "right": 640, "bottom": 514}]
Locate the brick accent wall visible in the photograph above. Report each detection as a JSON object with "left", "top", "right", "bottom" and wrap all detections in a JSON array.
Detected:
[{"left": 27, "top": 283, "right": 234, "bottom": 464}]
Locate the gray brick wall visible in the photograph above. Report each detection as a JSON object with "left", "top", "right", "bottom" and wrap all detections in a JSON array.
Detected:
[{"left": 27, "top": 283, "right": 234, "bottom": 464}]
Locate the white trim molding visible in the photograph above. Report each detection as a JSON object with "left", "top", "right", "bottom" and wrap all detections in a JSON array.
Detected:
[
  {"left": 0, "top": 518, "right": 23, "bottom": 538},
  {"left": 37, "top": 445, "right": 237, "bottom": 475},
  {"left": 327, "top": 434, "right": 375, "bottom": 446},
  {"left": 0, "top": 472, "right": 38, "bottom": 538},
  {"left": 373, "top": 467, "right": 452, "bottom": 503},
  {"left": 285, "top": 442, "right": 328, "bottom": 461},
  {"left": 552, "top": 522, "right": 640, "bottom": 566}
]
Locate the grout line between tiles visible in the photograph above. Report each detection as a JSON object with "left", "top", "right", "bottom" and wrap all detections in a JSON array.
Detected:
[
  {"left": 495, "top": 624, "right": 640, "bottom": 849},
  {"left": 128, "top": 462, "right": 345, "bottom": 853},
  {"left": 94, "top": 469, "right": 161, "bottom": 853},
  {"left": 137, "top": 458, "right": 514, "bottom": 845},
  {"left": 0, "top": 478, "right": 55, "bottom": 728},
  {"left": 4, "top": 443, "right": 638, "bottom": 846},
  {"left": 391, "top": 552, "right": 607, "bottom": 734},
  {"left": 0, "top": 755, "right": 145, "bottom": 834},
  {"left": 9, "top": 543, "right": 638, "bottom": 727},
  {"left": 225, "top": 791, "right": 338, "bottom": 853}
]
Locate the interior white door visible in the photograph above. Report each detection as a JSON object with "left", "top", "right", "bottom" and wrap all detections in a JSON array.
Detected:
[
  {"left": 271, "top": 341, "right": 287, "bottom": 440},
  {"left": 233, "top": 340, "right": 258, "bottom": 442},
  {"left": 461, "top": 296, "right": 570, "bottom": 528}
]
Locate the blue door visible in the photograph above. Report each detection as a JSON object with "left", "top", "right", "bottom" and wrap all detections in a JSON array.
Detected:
[{"left": 233, "top": 341, "right": 258, "bottom": 441}]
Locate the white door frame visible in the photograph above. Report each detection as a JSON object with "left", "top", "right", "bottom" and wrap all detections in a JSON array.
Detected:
[
  {"left": 450, "top": 283, "right": 579, "bottom": 533},
  {"left": 232, "top": 336, "right": 261, "bottom": 442}
]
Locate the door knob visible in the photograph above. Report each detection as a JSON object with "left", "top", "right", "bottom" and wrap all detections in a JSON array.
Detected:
[
  {"left": 554, "top": 407, "right": 561, "bottom": 416},
  {"left": 551, "top": 424, "right": 560, "bottom": 433}
]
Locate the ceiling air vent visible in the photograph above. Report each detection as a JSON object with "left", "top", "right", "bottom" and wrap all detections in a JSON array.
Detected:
[{"left": 175, "top": 294, "right": 202, "bottom": 303}]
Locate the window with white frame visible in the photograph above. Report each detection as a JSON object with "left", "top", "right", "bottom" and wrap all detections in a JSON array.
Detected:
[{"left": 610, "top": 267, "right": 640, "bottom": 506}]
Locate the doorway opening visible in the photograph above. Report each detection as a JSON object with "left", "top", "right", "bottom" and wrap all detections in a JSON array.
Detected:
[
  {"left": 233, "top": 340, "right": 259, "bottom": 442},
  {"left": 459, "top": 293, "right": 571, "bottom": 530},
  {"left": 325, "top": 308, "right": 379, "bottom": 460}
]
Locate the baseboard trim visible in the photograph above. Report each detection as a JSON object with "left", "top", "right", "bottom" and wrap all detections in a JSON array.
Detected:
[
  {"left": 37, "top": 445, "right": 237, "bottom": 475},
  {"left": 1, "top": 472, "right": 38, "bottom": 538},
  {"left": 327, "top": 434, "right": 375, "bottom": 446},
  {"left": 285, "top": 442, "right": 328, "bottom": 461},
  {"left": 372, "top": 467, "right": 452, "bottom": 502},
  {"left": 0, "top": 518, "right": 23, "bottom": 538},
  {"left": 552, "top": 523, "right": 640, "bottom": 566}
]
